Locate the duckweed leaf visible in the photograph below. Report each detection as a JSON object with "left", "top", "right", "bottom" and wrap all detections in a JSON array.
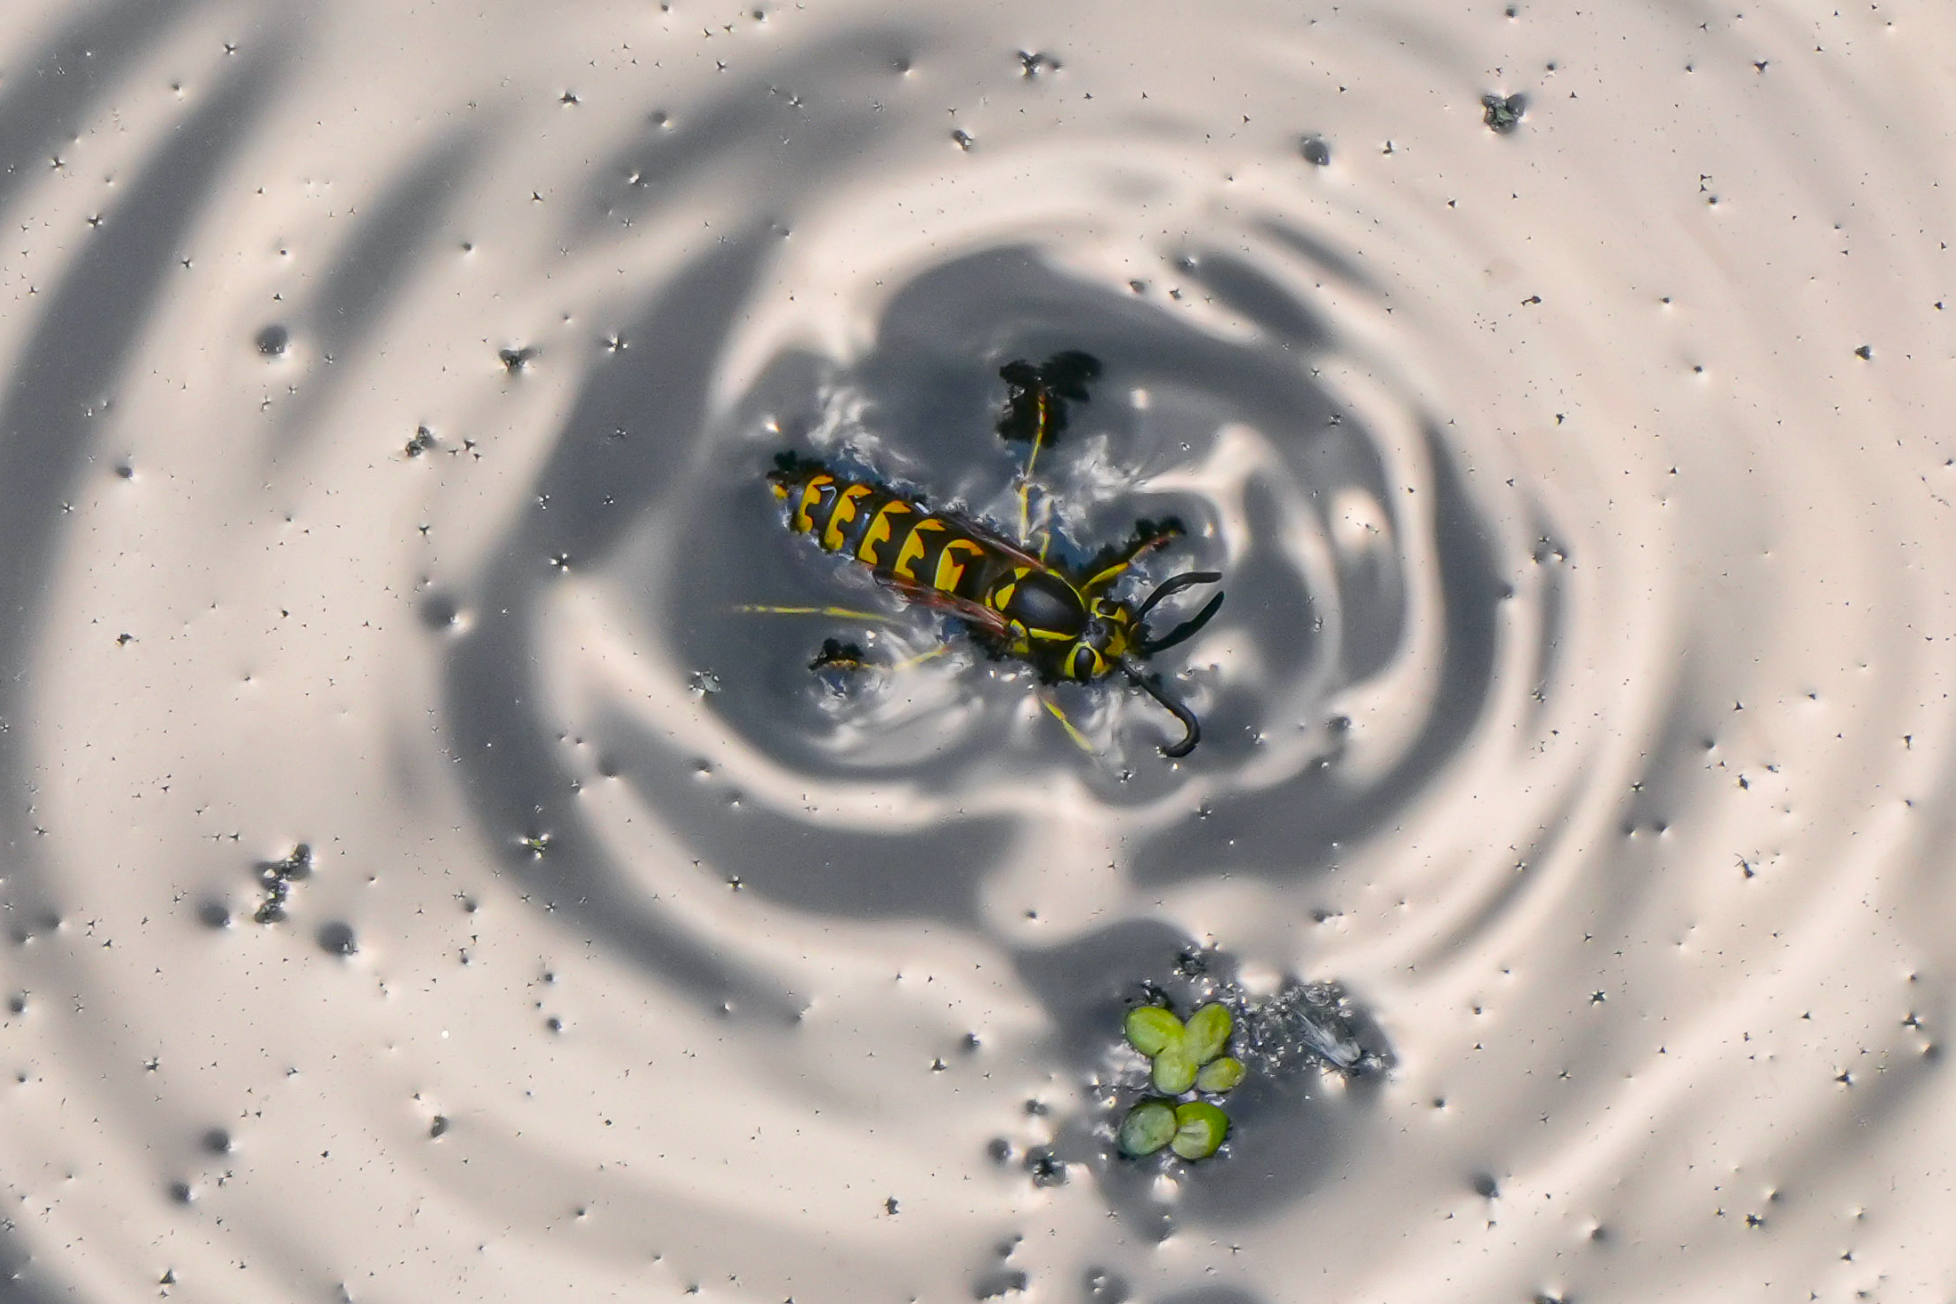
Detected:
[
  {"left": 1170, "top": 1100, "right": 1229, "bottom": 1160},
  {"left": 1196, "top": 1055, "right": 1245, "bottom": 1093},
  {"left": 1125, "top": 1006, "right": 1183, "bottom": 1057},
  {"left": 1118, "top": 1099, "right": 1177, "bottom": 1157},
  {"left": 1184, "top": 1002, "right": 1233, "bottom": 1064},
  {"left": 1152, "top": 1044, "right": 1199, "bottom": 1095}
]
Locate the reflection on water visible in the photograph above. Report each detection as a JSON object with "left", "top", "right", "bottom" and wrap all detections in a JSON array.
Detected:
[{"left": 3, "top": 0, "right": 1955, "bottom": 1300}]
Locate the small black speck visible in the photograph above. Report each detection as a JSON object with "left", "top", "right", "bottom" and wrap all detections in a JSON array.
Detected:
[
  {"left": 545, "top": 1016, "right": 564, "bottom": 1033},
  {"left": 255, "top": 324, "right": 289, "bottom": 356},
  {"left": 201, "top": 1128, "right": 232, "bottom": 1154},
  {"left": 1854, "top": 344, "right": 1873, "bottom": 359},
  {"left": 5, "top": 994, "right": 24, "bottom": 1016},
  {"left": 499, "top": 346, "right": 536, "bottom": 372},
  {"left": 114, "top": 463, "right": 134, "bottom": 479},
  {"left": 197, "top": 900, "right": 232, "bottom": 929},
  {"left": 884, "top": 1196, "right": 899, "bottom": 1215},
  {"left": 429, "top": 1115, "right": 450, "bottom": 1138},
  {"left": 951, "top": 129, "right": 975, "bottom": 151},
  {"left": 986, "top": 1137, "right": 1014, "bottom": 1164},
  {"left": 1473, "top": 1173, "right": 1500, "bottom": 1198},
  {"left": 167, "top": 1181, "right": 193, "bottom": 1205},
  {"left": 1300, "top": 134, "right": 1333, "bottom": 166}
]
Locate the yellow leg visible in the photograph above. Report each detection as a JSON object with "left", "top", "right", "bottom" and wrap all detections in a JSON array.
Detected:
[
  {"left": 1082, "top": 533, "right": 1175, "bottom": 596},
  {"left": 1016, "top": 392, "right": 1051, "bottom": 544},
  {"left": 733, "top": 604, "right": 901, "bottom": 624},
  {"left": 890, "top": 644, "right": 953, "bottom": 672},
  {"left": 1041, "top": 694, "right": 1096, "bottom": 754}
]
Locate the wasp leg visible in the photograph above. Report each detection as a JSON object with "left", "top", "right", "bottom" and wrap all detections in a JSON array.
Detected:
[
  {"left": 1080, "top": 519, "right": 1185, "bottom": 596},
  {"left": 890, "top": 644, "right": 954, "bottom": 673},
  {"left": 1040, "top": 693, "right": 1098, "bottom": 755},
  {"left": 734, "top": 604, "right": 903, "bottom": 624}
]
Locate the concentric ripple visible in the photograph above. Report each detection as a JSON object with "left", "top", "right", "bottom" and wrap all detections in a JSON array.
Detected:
[{"left": 2, "top": 1, "right": 1954, "bottom": 1302}]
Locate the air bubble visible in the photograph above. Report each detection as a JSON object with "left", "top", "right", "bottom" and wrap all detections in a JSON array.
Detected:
[{"left": 316, "top": 921, "right": 358, "bottom": 955}]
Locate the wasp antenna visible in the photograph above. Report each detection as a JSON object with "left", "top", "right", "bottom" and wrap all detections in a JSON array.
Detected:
[
  {"left": 1137, "top": 590, "right": 1224, "bottom": 656},
  {"left": 1134, "top": 570, "right": 1223, "bottom": 623},
  {"left": 1120, "top": 661, "right": 1200, "bottom": 758}
]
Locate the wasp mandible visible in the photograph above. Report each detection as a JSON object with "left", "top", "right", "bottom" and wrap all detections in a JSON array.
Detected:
[{"left": 752, "top": 353, "right": 1224, "bottom": 757}]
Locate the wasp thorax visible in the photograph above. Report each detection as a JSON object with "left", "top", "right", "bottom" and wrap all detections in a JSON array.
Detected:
[{"left": 999, "top": 571, "right": 1086, "bottom": 638}]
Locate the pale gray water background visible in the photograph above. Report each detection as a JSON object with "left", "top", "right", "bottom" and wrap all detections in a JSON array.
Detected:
[{"left": 3, "top": 0, "right": 1955, "bottom": 1300}]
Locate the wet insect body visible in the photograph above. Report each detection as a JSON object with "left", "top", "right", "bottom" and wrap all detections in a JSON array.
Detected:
[{"left": 762, "top": 355, "right": 1223, "bottom": 756}]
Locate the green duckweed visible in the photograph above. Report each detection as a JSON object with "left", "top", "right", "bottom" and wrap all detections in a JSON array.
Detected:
[
  {"left": 1124, "top": 1006, "right": 1184, "bottom": 1058},
  {"left": 1170, "top": 1101, "right": 1229, "bottom": 1160},
  {"left": 1183, "top": 1002, "right": 1233, "bottom": 1063},
  {"left": 1118, "top": 1099, "right": 1178, "bottom": 1157},
  {"left": 1196, "top": 1055, "right": 1246, "bottom": 1093}
]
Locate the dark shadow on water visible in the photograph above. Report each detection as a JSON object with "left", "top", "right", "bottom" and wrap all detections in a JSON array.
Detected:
[
  {"left": 276, "top": 129, "right": 487, "bottom": 447},
  {"left": 1129, "top": 423, "right": 1502, "bottom": 889},
  {"left": 0, "top": 25, "right": 280, "bottom": 1302},
  {"left": 441, "top": 230, "right": 804, "bottom": 1022}
]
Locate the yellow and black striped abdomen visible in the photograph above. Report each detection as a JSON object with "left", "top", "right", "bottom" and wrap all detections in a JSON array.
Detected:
[{"left": 776, "top": 468, "right": 1014, "bottom": 605}]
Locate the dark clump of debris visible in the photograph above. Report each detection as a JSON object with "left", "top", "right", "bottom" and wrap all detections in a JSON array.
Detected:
[
  {"left": 1481, "top": 92, "right": 1526, "bottom": 134},
  {"left": 253, "top": 845, "right": 313, "bottom": 923}
]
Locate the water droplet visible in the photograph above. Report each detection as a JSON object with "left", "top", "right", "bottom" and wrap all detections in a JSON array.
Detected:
[
  {"left": 419, "top": 592, "right": 460, "bottom": 631},
  {"left": 316, "top": 921, "right": 357, "bottom": 955}
]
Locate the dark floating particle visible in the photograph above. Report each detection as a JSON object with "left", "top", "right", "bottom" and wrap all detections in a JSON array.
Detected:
[
  {"left": 1481, "top": 93, "right": 1526, "bottom": 133},
  {"left": 1854, "top": 344, "right": 1873, "bottom": 360},
  {"left": 114, "top": 462, "right": 135, "bottom": 479},
  {"left": 316, "top": 921, "right": 358, "bottom": 955},
  {"left": 808, "top": 637, "right": 866, "bottom": 672},
  {"left": 6, "top": 994, "right": 24, "bottom": 1015},
  {"left": 167, "top": 1181, "right": 194, "bottom": 1205},
  {"left": 1017, "top": 50, "right": 1059, "bottom": 77},
  {"left": 197, "top": 900, "right": 233, "bottom": 930},
  {"left": 429, "top": 1115, "right": 450, "bottom": 1138},
  {"left": 254, "top": 324, "right": 289, "bottom": 356},
  {"left": 1023, "top": 1147, "right": 1067, "bottom": 1187},
  {"left": 405, "top": 425, "right": 436, "bottom": 456},
  {"left": 1473, "top": 1172, "right": 1501, "bottom": 1198},
  {"left": 200, "top": 1128, "right": 232, "bottom": 1154},
  {"left": 499, "top": 346, "right": 536, "bottom": 372},
  {"left": 253, "top": 844, "right": 313, "bottom": 924},
  {"left": 951, "top": 129, "right": 975, "bottom": 151},
  {"left": 1299, "top": 134, "right": 1332, "bottom": 166}
]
